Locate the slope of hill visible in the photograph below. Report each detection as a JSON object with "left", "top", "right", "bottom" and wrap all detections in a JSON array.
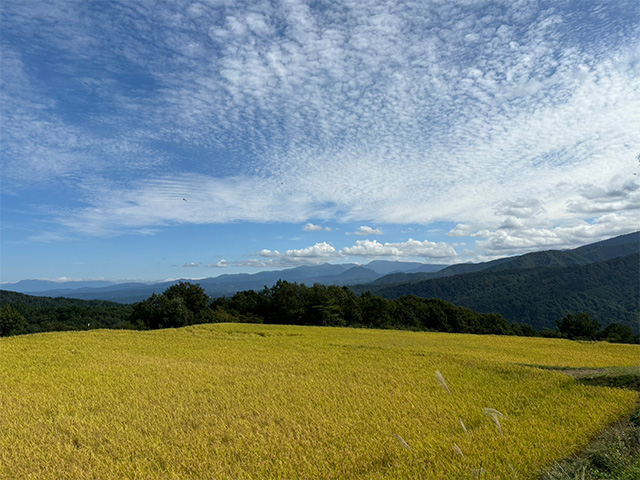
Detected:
[
  {"left": 365, "top": 254, "right": 639, "bottom": 332},
  {"left": 0, "top": 290, "right": 133, "bottom": 334},
  {"left": 365, "top": 260, "right": 447, "bottom": 275},
  {"left": 4, "top": 232, "right": 636, "bottom": 307},
  {"left": 370, "top": 231, "right": 639, "bottom": 285}
]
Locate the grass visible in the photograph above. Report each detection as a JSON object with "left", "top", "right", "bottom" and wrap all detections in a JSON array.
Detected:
[
  {"left": 555, "top": 366, "right": 639, "bottom": 390},
  {"left": 1, "top": 323, "right": 638, "bottom": 479},
  {"left": 538, "top": 410, "right": 640, "bottom": 480},
  {"left": 537, "top": 366, "right": 640, "bottom": 480}
]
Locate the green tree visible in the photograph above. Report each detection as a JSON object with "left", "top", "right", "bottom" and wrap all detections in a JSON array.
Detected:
[
  {"left": 599, "top": 322, "right": 635, "bottom": 344},
  {"left": 266, "top": 280, "right": 305, "bottom": 325},
  {"left": 130, "top": 282, "right": 214, "bottom": 329},
  {"left": 0, "top": 305, "right": 27, "bottom": 336},
  {"left": 221, "top": 289, "right": 266, "bottom": 323},
  {"left": 556, "top": 312, "right": 601, "bottom": 340},
  {"left": 360, "top": 291, "right": 396, "bottom": 329},
  {"left": 328, "top": 285, "right": 362, "bottom": 326}
]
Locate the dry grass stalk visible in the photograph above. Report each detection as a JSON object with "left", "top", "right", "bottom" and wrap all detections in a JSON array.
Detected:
[
  {"left": 392, "top": 434, "right": 414, "bottom": 454},
  {"left": 483, "top": 407, "right": 506, "bottom": 436},
  {"left": 471, "top": 467, "right": 489, "bottom": 478},
  {"left": 483, "top": 407, "right": 506, "bottom": 419},
  {"left": 458, "top": 417, "right": 468, "bottom": 435},
  {"left": 434, "top": 370, "right": 452, "bottom": 396},
  {"left": 453, "top": 442, "right": 466, "bottom": 459}
]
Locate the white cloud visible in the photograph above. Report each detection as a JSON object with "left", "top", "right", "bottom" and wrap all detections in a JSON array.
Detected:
[
  {"left": 183, "top": 262, "right": 202, "bottom": 268},
  {"left": 36, "top": 276, "right": 108, "bottom": 283},
  {"left": 496, "top": 199, "right": 545, "bottom": 219},
  {"left": 302, "top": 222, "right": 331, "bottom": 231},
  {"left": 566, "top": 179, "right": 640, "bottom": 214},
  {"left": 229, "top": 259, "right": 271, "bottom": 268},
  {"left": 260, "top": 242, "right": 338, "bottom": 260},
  {"left": 472, "top": 213, "right": 639, "bottom": 257},
  {"left": 241, "top": 237, "right": 461, "bottom": 268},
  {"left": 258, "top": 249, "right": 281, "bottom": 258},
  {"left": 207, "top": 260, "right": 228, "bottom": 268},
  {"left": 341, "top": 239, "right": 458, "bottom": 259},
  {"left": 229, "top": 242, "right": 340, "bottom": 268},
  {"left": 348, "top": 226, "right": 383, "bottom": 236},
  {"left": 302, "top": 223, "right": 323, "bottom": 231},
  {"left": 448, "top": 224, "right": 475, "bottom": 237}
]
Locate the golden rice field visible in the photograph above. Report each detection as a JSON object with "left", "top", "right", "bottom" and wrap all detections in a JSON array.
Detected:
[{"left": 1, "top": 323, "right": 638, "bottom": 479}]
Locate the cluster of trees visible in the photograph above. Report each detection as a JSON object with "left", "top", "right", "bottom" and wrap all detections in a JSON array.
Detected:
[
  {"left": 128, "top": 281, "right": 635, "bottom": 343},
  {"left": 207, "top": 280, "right": 533, "bottom": 336},
  {"left": 0, "top": 305, "right": 27, "bottom": 337},
  {"left": 554, "top": 312, "right": 636, "bottom": 343},
  {"left": 129, "top": 282, "right": 216, "bottom": 329}
]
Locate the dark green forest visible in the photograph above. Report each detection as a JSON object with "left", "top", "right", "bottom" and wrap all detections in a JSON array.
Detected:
[
  {"left": 206, "top": 281, "right": 635, "bottom": 343},
  {"left": 0, "top": 290, "right": 133, "bottom": 336},
  {"left": 208, "top": 280, "right": 530, "bottom": 335},
  {"left": 357, "top": 254, "right": 639, "bottom": 333}
]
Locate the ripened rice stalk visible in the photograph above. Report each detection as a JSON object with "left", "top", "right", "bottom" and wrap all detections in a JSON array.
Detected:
[{"left": 0, "top": 324, "right": 637, "bottom": 479}]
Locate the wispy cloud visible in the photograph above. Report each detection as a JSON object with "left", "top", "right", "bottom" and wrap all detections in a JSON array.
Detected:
[
  {"left": 2, "top": 0, "right": 639, "bottom": 269},
  {"left": 183, "top": 262, "right": 202, "bottom": 268},
  {"left": 348, "top": 226, "right": 383, "bottom": 236},
  {"left": 303, "top": 223, "right": 331, "bottom": 232}
]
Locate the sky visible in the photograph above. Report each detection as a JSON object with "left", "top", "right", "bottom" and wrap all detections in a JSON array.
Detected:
[{"left": 1, "top": 0, "right": 639, "bottom": 284}]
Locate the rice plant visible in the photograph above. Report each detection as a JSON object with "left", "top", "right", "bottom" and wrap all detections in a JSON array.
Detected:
[{"left": 0, "top": 323, "right": 637, "bottom": 479}]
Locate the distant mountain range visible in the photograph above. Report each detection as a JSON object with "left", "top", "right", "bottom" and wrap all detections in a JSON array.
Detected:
[
  {"left": 368, "top": 231, "right": 640, "bottom": 285},
  {"left": 3, "top": 232, "right": 637, "bottom": 332},
  {"left": 351, "top": 231, "right": 639, "bottom": 332},
  {"left": 1, "top": 260, "right": 447, "bottom": 303},
  {"left": 3, "top": 279, "right": 120, "bottom": 293}
]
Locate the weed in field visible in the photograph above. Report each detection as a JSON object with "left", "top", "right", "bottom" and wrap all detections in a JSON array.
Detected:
[
  {"left": 434, "top": 370, "right": 451, "bottom": 396},
  {"left": 392, "top": 434, "right": 414, "bottom": 455},
  {"left": 434, "top": 369, "right": 469, "bottom": 436},
  {"left": 459, "top": 417, "right": 468, "bottom": 435},
  {"left": 483, "top": 407, "right": 507, "bottom": 436},
  {"left": 453, "top": 442, "right": 466, "bottom": 459}
]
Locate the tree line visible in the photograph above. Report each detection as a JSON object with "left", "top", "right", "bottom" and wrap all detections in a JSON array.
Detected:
[
  {"left": 207, "top": 280, "right": 533, "bottom": 336},
  {"left": 2, "top": 281, "right": 636, "bottom": 343}
]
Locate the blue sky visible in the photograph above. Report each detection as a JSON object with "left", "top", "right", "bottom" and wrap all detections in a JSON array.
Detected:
[{"left": 1, "top": 0, "right": 639, "bottom": 284}]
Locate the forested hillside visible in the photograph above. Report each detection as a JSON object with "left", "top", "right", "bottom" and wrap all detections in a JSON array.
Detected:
[
  {"left": 365, "top": 254, "right": 639, "bottom": 332},
  {"left": 369, "top": 231, "right": 639, "bottom": 285},
  {"left": 0, "top": 290, "right": 133, "bottom": 335}
]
